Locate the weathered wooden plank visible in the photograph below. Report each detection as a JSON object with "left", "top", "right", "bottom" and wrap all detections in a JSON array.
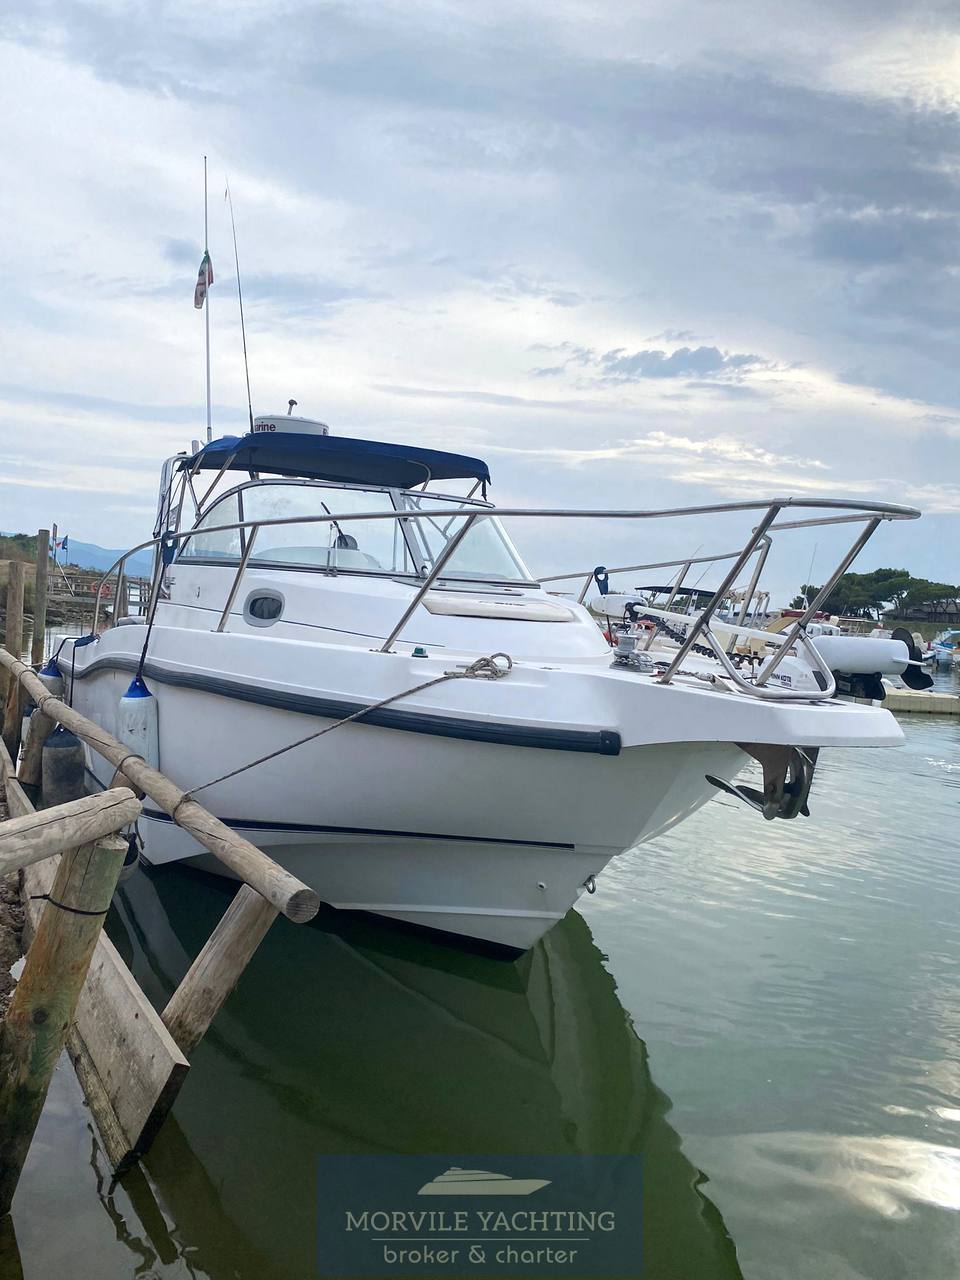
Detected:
[
  {"left": 0, "top": 833, "right": 126, "bottom": 1212},
  {"left": 64, "top": 1026, "right": 133, "bottom": 1171},
  {"left": 162, "top": 883, "right": 280, "bottom": 1054},
  {"left": 0, "top": 789, "right": 141, "bottom": 877},
  {"left": 73, "top": 929, "right": 190, "bottom": 1157}
]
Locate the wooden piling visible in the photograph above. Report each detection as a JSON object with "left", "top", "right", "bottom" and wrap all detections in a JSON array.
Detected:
[
  {"left": 162, "top": 884, "right": 280, "bottom": 1055},
  {"left": 31, "top": 530, "right": 49, "bottom": 668},
  {"left": 16, "top": 709, "right": 54, "bottom": 790},
  {"left": 1, "top": 564, "right": 25, "bottom": 760},
  {"left": 1, "top": 739, "right": 189, "bottom": 1172},
  {"left": 114, "top": 565, "right": 128, "bottom": 623},
  {"left": 0, "top": 832, "right": 127, "bottom": 1213}
]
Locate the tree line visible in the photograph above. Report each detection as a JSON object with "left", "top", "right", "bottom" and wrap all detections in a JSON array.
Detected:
[{"left": 789, "top": 569, "right": 960, "bottom": 621}]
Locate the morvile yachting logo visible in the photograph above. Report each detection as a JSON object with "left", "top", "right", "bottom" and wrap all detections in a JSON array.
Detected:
[
  {"left": 317, "top": 1153, "right": 643, "bottom": 1276},
  {"left": 418, "top": 1167, "right": 551, "bottom": 1196}
]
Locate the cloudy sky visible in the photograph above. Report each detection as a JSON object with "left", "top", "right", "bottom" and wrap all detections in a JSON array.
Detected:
[{"left": 2, "top": 0, "right": 960, "bottom": 596}]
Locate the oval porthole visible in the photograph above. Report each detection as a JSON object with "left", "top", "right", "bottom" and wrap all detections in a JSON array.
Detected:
[{"left": 244, "top": 590, "right": 284, "bottom": 627}]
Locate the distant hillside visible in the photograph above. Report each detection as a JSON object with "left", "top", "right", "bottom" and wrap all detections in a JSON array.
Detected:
[
  {"left": 0, "top": 533, "right": 153, "bottom": 577},
  {"left": 58, "top": 539, "right": 154, "bottom": 577},
  {"left": 0, "top": 533, "right": 38, "bottom": 564}
]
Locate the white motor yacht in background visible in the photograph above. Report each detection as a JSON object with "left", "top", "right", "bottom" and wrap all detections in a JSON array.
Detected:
[{"left": 59, "top": 413, "right": 920, "bottom": 951}]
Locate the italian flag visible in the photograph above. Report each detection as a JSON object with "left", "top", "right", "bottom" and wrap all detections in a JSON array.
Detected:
[{"left": 194, "top": 250, "right": 214, "bottom": 309}]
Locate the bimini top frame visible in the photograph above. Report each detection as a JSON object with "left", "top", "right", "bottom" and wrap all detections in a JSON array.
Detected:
[{"left": 97, "top": 495, "right": 919, "bottom": 706}]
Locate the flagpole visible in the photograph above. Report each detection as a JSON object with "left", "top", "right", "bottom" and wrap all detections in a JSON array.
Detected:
[{"left": 204, "top": 155, "right": 212, "bottom": 443}]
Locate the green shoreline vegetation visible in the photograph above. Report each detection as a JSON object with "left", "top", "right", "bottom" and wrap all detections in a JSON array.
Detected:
[{"left": 790, "top": 568, "right": 959, "bottom": 626}]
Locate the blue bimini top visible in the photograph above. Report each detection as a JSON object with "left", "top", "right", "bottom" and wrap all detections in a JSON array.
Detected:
[{"left": 181, "top": 432, "right": 491, "bottom": 491}]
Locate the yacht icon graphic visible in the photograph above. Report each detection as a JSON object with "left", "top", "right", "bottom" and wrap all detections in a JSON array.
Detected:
[{"left": 418, "top": 1168, "right": 551, "bottom": 1196}]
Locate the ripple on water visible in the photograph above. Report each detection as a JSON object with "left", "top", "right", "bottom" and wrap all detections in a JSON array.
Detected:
[{"left": 582, "top": 710, "right": 960, "bottom": 1278}]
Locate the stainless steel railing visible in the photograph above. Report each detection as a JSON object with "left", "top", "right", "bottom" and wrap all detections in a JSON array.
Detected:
[{"left": 91, "top": 495, "right": 920, "bottom": 703}]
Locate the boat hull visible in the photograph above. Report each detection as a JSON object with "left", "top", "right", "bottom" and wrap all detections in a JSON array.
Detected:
[
  {"left": 64, "top": 619, "right": 901, "bottom": 950},
  {"left": 72, "top": 662, "right": 745, "bottom": 950}
]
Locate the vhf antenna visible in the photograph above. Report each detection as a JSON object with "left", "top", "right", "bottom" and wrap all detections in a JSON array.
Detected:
[{"left": 224, "top": 176, "right": 255, "bottom": 433}]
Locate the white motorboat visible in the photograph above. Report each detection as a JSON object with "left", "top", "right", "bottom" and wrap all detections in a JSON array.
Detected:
[
  {"left": 931, "top": 629, "right": 960, "bottom": 669},
  {"left": 59, "top": 413, "right": 918, "bottom": 951}
]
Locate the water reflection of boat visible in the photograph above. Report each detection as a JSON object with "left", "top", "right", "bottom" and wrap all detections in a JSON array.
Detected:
[{"left": 103, "top": 867, "right": 743, "bottom": 1279}]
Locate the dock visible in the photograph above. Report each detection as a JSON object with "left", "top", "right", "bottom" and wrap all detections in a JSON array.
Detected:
[
  {"left": 0, "top": 541, "right": 320, "bottom": 1214},
  {"left": 858, "top": 687, "right": 960, "bottom": 715}
]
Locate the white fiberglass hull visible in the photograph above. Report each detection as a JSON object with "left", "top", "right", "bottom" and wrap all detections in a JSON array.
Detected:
[
  {"left": 84, "top": 685, "right": 742, "bottom": 949},
  {"left": 135, "top": 736, "right": 741, "bottom": 951},
  {"left": 64, "top": 625, "right": 901, "bottom": 950}
]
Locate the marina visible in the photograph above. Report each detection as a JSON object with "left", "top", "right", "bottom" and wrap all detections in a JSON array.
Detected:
[
  {"left": 53, "top": 415, "right": 925, "bottom": 950},
  {"left": 0, "top": 462, "right": 957, "bottom": 1279},
  {"left": 3, "top": 4, "right": 960, "bottom": 1276}
]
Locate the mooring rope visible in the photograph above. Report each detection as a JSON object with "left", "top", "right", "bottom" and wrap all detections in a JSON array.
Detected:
[
  {"left": 180, "top": 652, "right": 514, "bottom": 804},
  {"left": 29, "top": 893, "right": 111, "bottom": 917}
]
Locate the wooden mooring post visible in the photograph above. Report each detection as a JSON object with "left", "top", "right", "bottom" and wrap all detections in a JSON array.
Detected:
[
  {"left": 1, "top": 563, "right": 25, "bottom": 760},
  {"left": 0, "top": 792, "right": 140, "bottom": 1213},
  {"left": 31, "top": 529, "right": 49, "bottom": 670},
  {"left": 161, "top": 884, "right": 280, "bottom": 1055}
]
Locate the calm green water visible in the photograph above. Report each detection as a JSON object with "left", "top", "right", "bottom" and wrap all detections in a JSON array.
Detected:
[{"left": 3, "top": 673, "right": 960, "bottom": 1280}]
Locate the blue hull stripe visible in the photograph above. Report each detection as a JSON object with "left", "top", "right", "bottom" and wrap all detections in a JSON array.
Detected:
[{"left": 73, "top": 655, "right": 622, "bottom": 756}]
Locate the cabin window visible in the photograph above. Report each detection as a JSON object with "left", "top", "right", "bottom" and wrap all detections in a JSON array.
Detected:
[
  {"left": 244, "top": 590, "right": 284, "bottom": 627},
  {"left": 240, "top": 484, "right": 415, "bottom": 574},
  {"left": 179, "top": 494, "right": 242, "bottom": 561}
]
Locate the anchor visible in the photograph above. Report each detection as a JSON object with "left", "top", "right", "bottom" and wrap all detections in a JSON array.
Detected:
[{"left": 706, "top": 744, "right": 819, "bottom": 821}]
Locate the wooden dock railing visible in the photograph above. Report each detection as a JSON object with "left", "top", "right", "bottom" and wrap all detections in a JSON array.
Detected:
[
  {"left": 0, "top": 633, "right": 322, "bottom": 1197},
  {"left": 0, "top": 790, "right": 141, "bottom": 1213}
]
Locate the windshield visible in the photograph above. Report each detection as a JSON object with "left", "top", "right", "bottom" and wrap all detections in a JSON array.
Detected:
[
  {"left": 178, "top": 483, "right": 534, "bottom": 583},
  {"left": 401, "top": 493, "right": 534, "bottom": 584},
  {"left": 242, "top": 484, "right": 417, "bottom": 573},
  {"left": 178, "top": 493, "right": 243, "bottom": 561},
  {"left": 179, "top": 483, "right": 419, "bottom": 574}
]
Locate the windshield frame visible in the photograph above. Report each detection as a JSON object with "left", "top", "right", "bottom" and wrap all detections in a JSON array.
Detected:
[
  {"left": 397, "top": 488, "right": 536, "bottom": 587},
  {"left": 177, "top": 477, "right": 538, "bottom": 588}
]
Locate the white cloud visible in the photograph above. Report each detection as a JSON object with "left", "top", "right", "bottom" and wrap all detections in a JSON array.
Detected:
[
  {"left": 488, "top": 430, "right": 830, "bottom": 475},
  {"left": 0, "top": 2, "right": 956, "bottom": 586}
]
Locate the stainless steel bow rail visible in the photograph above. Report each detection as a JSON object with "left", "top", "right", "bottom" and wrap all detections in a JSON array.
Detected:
[{"left": 92, "top": 495, "right": 919, "bottom": 701}]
